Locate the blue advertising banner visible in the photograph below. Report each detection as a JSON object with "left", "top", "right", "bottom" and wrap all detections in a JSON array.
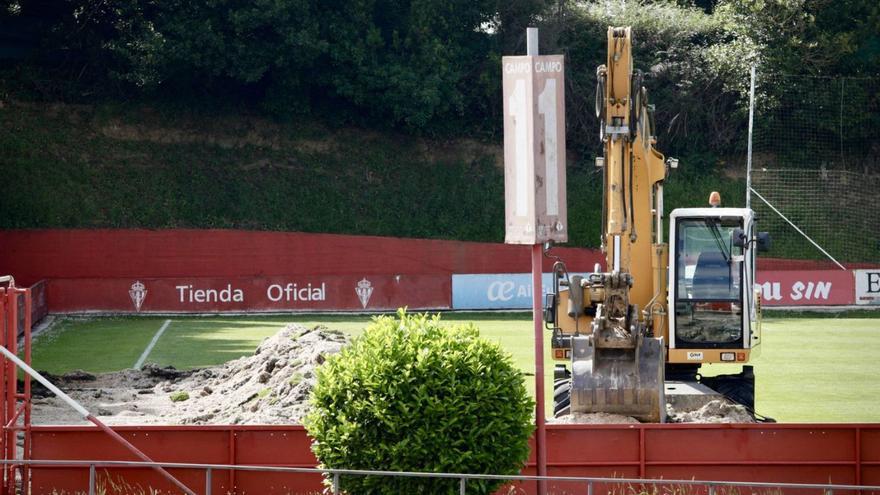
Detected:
[{"left": 452, "top": 273, "right": 586, "bottom": 310}]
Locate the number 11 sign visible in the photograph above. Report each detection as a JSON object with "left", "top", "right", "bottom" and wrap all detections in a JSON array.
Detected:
[{"left": 502, "top": 55, "right": 567, "bottom": 245}]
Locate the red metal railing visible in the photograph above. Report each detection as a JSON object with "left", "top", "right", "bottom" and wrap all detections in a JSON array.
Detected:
[
  {"left": 9, "top": 459, "right": 880, "bottom": 495},
  {"left": 26, "top": 423, "right": 880, "bottom": 494},
  {"left": 0, "top": 276, "right": 32, "bottom": 495}
]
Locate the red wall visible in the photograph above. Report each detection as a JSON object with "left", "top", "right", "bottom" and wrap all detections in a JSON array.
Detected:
[
  {"left": 757, "top": 270, "right": 856, "bottom": 305},
  {"left": 29, "top": 423, "right": 880, "bottom": 494},
  {"left": 0, "top": 229, "right": 603, "bottom": 313},
  {"left": 0, "top": 229, "right": 603, "bottom": 285},
  {"left": 1, "top": 230, "right": 875, "bottom": 312},
  {"left": 8, "top": 229, "right": 865, "bottom": 285}
]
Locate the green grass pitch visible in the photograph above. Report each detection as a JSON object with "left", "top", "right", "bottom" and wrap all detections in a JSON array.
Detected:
[{"left": 30, "top": 312, "right": 880, "bottom": 423}]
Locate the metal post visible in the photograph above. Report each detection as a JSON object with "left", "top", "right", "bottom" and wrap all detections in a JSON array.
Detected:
[
  {"left": 332, "top": 473, "right": 340, "bottom": 495},
  {"left": 88, "top": 464, "right": 96, "bottom": 495},
  {"left": 23, "top": 288, "right": 32, "bottom": 491},
  {"left": 527, "top": 27, "right": 539, "bottom": 57},
  {"left": 205, "top": 467, "right": 212, "bottom": 495},
  {"left": 527, "top": 28, "right": 548, "bottom": 495},
  {"left": 532, "top": 244, "right": 548, "bottom": 495},
  {"left": 746, "top": 64, "right": 756, "bottom": 209},
  {"left": 587, "top": 481, "right": 592, "bottom": 495},
  {"left": 460, "top": 477, "right": 466, "bottom": 494},
  {"left": 0, "top": 290, "right": 6, "bottom": 495},
  {"left": 4, "top": 289, "right": 16, "bottom": 495}
]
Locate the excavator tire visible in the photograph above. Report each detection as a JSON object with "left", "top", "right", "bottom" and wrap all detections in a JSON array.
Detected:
[
  {"left": 700, "top": 365, "right": 755, "bottom": 410},
  {"left": 553, "top": 378, "right": 571, "bottom": 418}
]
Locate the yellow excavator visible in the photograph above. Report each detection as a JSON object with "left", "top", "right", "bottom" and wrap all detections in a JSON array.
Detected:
[{"left": 544, "top": 27, "right": 770, "bottom": 422}]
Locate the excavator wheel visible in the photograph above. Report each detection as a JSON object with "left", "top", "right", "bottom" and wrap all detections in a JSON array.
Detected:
[
  {"left": 700, "top": 365, "right": 756, "bottom": 410},
  {"left": 553, "top": 378, "right": 571, "bottom": 418}
]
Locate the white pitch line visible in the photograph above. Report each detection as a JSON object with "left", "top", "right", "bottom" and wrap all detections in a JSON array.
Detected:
[{"left": 134, "top": 319, "right": 171, "bottom": 370}]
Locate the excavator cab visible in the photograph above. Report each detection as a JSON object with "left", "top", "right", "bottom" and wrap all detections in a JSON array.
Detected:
[
  {"left": 670, "top": 209, "right": 753, "bottom": 351},
  {"left": 667, "top": 208, "right": 768, "bottom": 408}
]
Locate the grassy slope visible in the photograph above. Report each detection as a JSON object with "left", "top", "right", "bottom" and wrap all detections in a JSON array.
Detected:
[
  {"left": 0, "top": 100, "right": 746, "bottom": 249},
  {"left": 31, "top": 313, "right": 880, "bottom": 422},
  {"left": 0, "top": 102, "right": 507, "bottom": 241}
]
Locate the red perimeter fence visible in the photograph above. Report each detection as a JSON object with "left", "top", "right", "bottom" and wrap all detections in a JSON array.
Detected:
[
  {"left": 1, "top": 229, "right": 877, "bottom": 313},
  {"left": 1, "top": 234, "right": 879, "bottom": 493},
  {"left": 28, "top": 423, "right": 880, "bottom": 494}
]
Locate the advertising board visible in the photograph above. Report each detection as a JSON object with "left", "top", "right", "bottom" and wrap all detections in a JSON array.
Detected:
[
  {"left": 453, "top": 270, "right": 858, "bottom": 309},
  {"left": 855, "top": 269, "right": 880, "bottom": 305},
  {"left": 452, "top": 273, "right": 586, "bottom": 310},
  {"left": 756, "top": 270, "right": 855, "bottom": 306},
  {"left": 48, "top": 275, "right": 450, "bottom": 313}
]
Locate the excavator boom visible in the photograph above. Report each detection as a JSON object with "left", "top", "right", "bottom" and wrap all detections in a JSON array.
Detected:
[{"left": 550, "top": 27, "right": 669, "bottom": 422}]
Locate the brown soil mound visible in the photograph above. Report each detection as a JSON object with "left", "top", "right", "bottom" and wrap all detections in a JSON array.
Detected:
[
  {"left": 32, "top": 324, "right": 346, "bottom": 425},
  {"left": 667, "top": 399, "right": 755, "bottom": 423},
  {"left": 31, "top": 324, "right": 756, "bottom": 426}
]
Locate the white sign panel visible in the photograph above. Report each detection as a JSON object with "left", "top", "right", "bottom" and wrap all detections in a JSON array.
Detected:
[
  {"left": 502, "top": 55, "right": 567, "bottom": 245},
  {"left": 855, "top": 269, "right": 880, "bottom": 305}
]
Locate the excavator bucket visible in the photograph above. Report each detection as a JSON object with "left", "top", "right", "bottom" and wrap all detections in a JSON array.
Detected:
[{"left": 569, "top": 335, "right": 666, "bottom": 422}]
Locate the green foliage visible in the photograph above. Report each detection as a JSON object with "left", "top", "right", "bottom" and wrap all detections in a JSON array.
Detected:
[
  {"left": 2, "top": 0, "right": 544, "bottom": 133},
  {"left": 0, "top": 101, "right": 753, "bottom": 251},
  {"left": 169, "top": 391, "right": 189, "bottom": 402},
  {"left": 559, "top": 1, "right": 755, "bottom": 158},
  {"left": 304, "top": 310, "right": 534, "bottom": 494},
  {"left": 311, "top": 0, "right": 496, "bottom": 130},
  {"left": 717, "top": 0, "right": 880, "bottom": 76},
  {"left": 288, "top": 372, "right": 304, "bottom": 387},
  {"left": 3, "top": 0, "right": 876, "bottom": 256},
  {"left": 4, "top": 0, "right": 877, "bottom": 149},
  {"left": 0, "top": 102, "right": 506, "bottom": 241},
  {"left": 149, "top": 0, "right": 323, "bottom": 115}
]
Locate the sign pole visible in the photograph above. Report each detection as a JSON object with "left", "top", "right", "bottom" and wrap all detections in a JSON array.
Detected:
[
  {"left": 526, "top": 27, "right": 548, "bottom": 495},
  {"left": 532, "top": 243, "right": 547, "bottom": 493},
  {"left": 502, "top": 26, "right": 564, "bottom": 493}
]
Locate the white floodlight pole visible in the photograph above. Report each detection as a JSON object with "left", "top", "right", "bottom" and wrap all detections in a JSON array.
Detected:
[{"left": 746, "top": 64, "right": 756, "bottom": 209}]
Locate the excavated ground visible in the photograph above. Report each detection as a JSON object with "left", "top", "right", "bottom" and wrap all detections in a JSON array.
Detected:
[
  {"left": 32, "top": 324, "right": 345, "bottom": 425},
  {"left": 30, "top": 324, "right": 753, "bottom": 425}
]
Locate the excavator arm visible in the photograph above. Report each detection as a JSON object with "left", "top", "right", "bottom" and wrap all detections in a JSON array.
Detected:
[{"left": 549, "top": 27, "right": 671, "bottom": 422}]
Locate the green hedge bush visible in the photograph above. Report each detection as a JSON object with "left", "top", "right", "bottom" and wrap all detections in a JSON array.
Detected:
[{"left": 304, "top": 310, "right": 534, "bottom": 494}]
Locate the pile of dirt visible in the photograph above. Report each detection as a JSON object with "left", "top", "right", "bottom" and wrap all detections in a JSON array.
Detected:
[
  {"left": 548, "top": 412, "right": 640, "bottom": 424},
  {"left": 545, "top": 399, "right": 756, "bottom": 425},
  {"left": 30, "top": 324, "right": 756, "bottom": 426},
  {"left": 160, "top": 325, "right": 346, "bottom": 424},
  {"left": 32, "top": 324, "right": 346, "bottom": 425},
  {"left": 667, "top": 399, "right": 755, "bottom": 423}
]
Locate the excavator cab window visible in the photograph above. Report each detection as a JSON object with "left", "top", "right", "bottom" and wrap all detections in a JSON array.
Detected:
[{"left": 674, "top": 217, "right": 744, "bottom": 347}]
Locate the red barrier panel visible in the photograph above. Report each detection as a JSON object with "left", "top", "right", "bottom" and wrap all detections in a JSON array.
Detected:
[
  {"left": 48, "top": 275, "right": 450, "bottom": 313},
  {"left": 0, "top": 230, "right": 603, "bottom": 285},
  {"left": 29, "top": 423, "right": 880, "bottom": 494},
  {"left": 2, "top": 230, "right": 877, "bottom": 312},
  {"left": 757, "top": 270, "right": 855, "bottom": 306},
  {"left": 0, "top": 229, "right": 603, "bottom": 313}
]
